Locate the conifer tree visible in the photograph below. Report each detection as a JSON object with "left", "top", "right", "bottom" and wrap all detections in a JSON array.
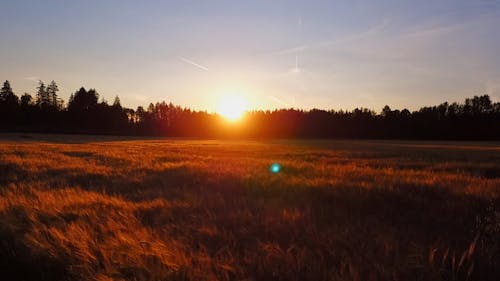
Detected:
[
  {"left": 36, "top": 80, "right": 49, "bottom": 108},
  {"left": 0, "top": 80, "right": 19, "bottom": 107},
  {"left": 46, "top": 80, "right": 60, "bottom": 108}
]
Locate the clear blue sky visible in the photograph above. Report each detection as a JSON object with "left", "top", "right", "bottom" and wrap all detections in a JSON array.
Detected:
[{"left": 1, "top": 0, "right": 499, "bottom": 111}]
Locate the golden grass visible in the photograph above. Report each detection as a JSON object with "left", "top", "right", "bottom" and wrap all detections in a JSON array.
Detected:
[{"left": 0, "top": 134, "right": 499, "bottom": 280}]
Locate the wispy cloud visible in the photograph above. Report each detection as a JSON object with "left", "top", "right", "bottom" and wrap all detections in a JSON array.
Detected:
[
  {"left": 178, "top": 56, "right": 209, "bottom": 71},
  {"left": 24, "top": 76, "right": 40, "bottom": 82},
  {"left": 133, "top": 94, "right": 147, "bottom": 102},
  {"left": 276, "top": 45, "right": 306, "bottom": 56}
]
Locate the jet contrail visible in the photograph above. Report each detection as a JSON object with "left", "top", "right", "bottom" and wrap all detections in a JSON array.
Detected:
[
  {"left": 269, "top": 95, "right": 292, "bottom": 107},
  {"left": 295, "top": 16, "right": 302, "bottom": 73},
  {"left": 178, "top": 56, "right": 209, "bottom": 71}
]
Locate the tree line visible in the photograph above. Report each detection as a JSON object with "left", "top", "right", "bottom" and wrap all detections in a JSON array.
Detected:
[{"left": 1, "top": 80, "right": 499, "bottom": 139}]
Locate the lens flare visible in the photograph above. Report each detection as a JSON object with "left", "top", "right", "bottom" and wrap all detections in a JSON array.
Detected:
[{"left": 269, "top": 163, "right": 281, "bottom": 173}]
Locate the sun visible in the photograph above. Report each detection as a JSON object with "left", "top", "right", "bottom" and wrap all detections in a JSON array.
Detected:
[{"left": 217, "top": 94, "right": 248, "bottom": 121}]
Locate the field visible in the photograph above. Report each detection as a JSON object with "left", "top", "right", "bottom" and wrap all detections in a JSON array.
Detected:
[{"left": 0, "top": 134, "right": 499, "bottom": 281}]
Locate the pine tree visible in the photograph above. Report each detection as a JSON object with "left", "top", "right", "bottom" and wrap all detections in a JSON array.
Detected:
[
  {"left": 0, "top": 80, "right": 19, "bottom": 127},
  {"left": 0, "top": 81, "right": 19, "bottom": 112},
  {"left": 36, "top": 80, "right": 49, "bottom": 108},
  {"left": 0, "top": 80, "right": 19, "bottom": 106},
  {"left": 0, "top": 80, "right": 13, "bottom": 100},
  {"left": 113, "top": 96, "right": 122, "bottom": 109},
  {"left": 46, "top": 80, "right": 60, "bottom": 108}
]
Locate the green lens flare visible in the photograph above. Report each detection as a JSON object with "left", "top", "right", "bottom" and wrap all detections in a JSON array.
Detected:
[{"left": 270, "top": 163, "right": 281, "bottom": 173}]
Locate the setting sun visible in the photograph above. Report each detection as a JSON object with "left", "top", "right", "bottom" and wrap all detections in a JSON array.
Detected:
[{"left": 217, "top": 94, "right": 248, "bottom": 121}]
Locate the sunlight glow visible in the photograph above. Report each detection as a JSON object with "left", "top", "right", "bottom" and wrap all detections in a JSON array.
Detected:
[{"left": 217, "top": 94, "right": 248, "bottom": 121}]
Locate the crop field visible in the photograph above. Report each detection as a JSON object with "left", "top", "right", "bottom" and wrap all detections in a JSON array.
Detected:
[{"left": 0, "top": 134, "right": 499, "bottom": 281}]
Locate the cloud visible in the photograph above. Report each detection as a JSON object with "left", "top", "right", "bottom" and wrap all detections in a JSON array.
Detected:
[
  {"left": 276, "top": 45, "right": 306, "bottom": 56},
  {"left": 24, "top": 76, "right": 40, "bottom": 82},
  {"left": 133, "top": 94, "right": 148, "bottom": 102}
]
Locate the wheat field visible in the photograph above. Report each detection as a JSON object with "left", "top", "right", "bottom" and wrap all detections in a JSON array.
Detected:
[{"left": 0, "top": 134, "right": 499, "bottom": 281}]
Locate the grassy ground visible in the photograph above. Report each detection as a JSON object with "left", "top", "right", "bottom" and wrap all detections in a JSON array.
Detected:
[{"left": 0, "top": 134, "right": 499, "bottom": 281}]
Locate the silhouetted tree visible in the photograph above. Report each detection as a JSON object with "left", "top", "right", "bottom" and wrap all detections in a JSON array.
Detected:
[
  {"left": 20, "top": 93, "right": 33, "bottom": 108},
  {"left": 0, "top": 80, "right": 20, "bottom": 128},
  {"left": 46, "top": 80, "right": 62, "bottom": 109},
  {"left": 68, "top": 87, "right": 98, "bottom": 112},
  {"left": 0, "top": 80, "right": 19, "bottom": 109},
  {"left": 113, "top": 96, "right": 122, "bottom": 109},
  {"left": 135, "top": 106, "right": 146, "bottom": 123},
  {"left": 0, "top": 80, "right": 499, "bottom": 139},
  {"left": 35, "top": 81, "right": 50, "bottom": 108},
  {"left": 382, "top": 105, "right": 391, "bottom": 118}
]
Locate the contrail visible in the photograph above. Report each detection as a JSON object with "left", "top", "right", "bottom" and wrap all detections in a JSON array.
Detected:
[
  {"left": 295, "top": 16, "right": 302, "bottom": 73},
  {"left": 178, "top": 56, "right": 209, "bottom": 71},
  {"left": 269, "top": 95, "right": 292, "bottom": 107}
]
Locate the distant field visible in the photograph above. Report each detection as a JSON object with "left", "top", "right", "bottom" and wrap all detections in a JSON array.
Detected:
[{"left": 0, "top": 134, "right": 499, "bottom": 281}]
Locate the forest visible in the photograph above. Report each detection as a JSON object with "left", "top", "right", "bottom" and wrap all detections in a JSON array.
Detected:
[{"left": 1, "top": 80, "right": 499, "bottom": 139}]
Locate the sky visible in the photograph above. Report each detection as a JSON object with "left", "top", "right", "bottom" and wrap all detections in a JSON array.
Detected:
[{"left": 1, "top": 0, "right": 500, "bottom": 112}]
